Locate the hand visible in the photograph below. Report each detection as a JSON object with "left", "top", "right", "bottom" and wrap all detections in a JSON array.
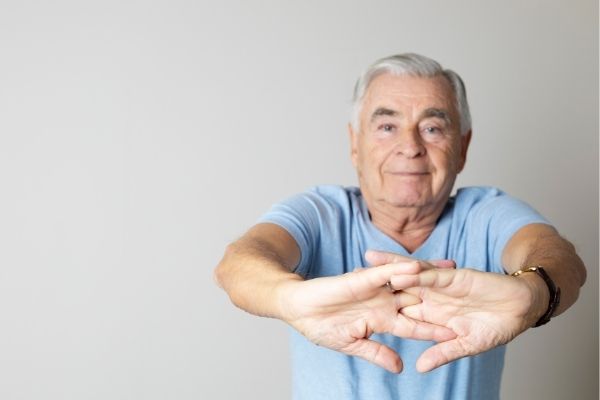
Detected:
[
  {"left": 394, "top": 267, "right": 544, "bottom": 372},
  {"left": 280, "top": 261, "right": 456, "bottom": 373},
  {"left": 364, "top": 249, "right": 456, "bottom": 309},
  {"left": 365, "top": 250, "right": 457, "bottom": 270}
]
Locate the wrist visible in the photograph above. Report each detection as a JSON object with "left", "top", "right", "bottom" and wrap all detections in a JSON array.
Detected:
[
  {"left": 515, "top": 272, "right": 549, "bottom": 326},
  {"left": 274, "top": 274, "right": 305, "bottom": 322},
  {"left": 512, "top": 266, "right": 561, "bottom": 327}
]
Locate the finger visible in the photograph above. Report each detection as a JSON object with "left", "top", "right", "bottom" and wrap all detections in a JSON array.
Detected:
[
  {"left": 389, "top": 314, "right": 456, "bottom": 343},
  {"left": 410, "top": 259, "right": 456, "bottom": 271},
  {"left": 428, "top": 260, "right": 456, "bottom": 269},
  {"left": 365, "top": 250, "right": 415, "bottom": 266},
  {"left": 400, "top": 303, "right": 425, "bottom": 321},
  {"left": 363, "top": 261, "right": 422, "bottom": 288},
  {"left": 416, "top": 339, "right": 471, "bottom": 373},
  {"left": 394, "top": 291, "right": 421, "bottom": 308},
  {"left": 400, "top": 302, "right": 454, "bottom": 327},
  {"left": 394, "top": 268, "right": 458, "bottom": 290},
  {"left": 402, "top": 287, "right": 421, "bottom": 297},
  {"left": 346, "top": 338, "right": 403, "bottom": 373},
  {"left": 388, "top": 273, "right": 423, "bottom": 290},
  {"left": 366, "top": 250, "right": 456, "bottom": 270}
]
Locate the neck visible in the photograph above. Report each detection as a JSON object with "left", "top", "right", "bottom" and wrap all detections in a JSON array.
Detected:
[{"left": 366, "top": 199, "right": 448, "bottom": 253}]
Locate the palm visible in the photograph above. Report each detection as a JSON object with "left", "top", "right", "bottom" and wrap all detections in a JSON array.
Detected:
[
  {"left": 399, "top": 268, "right": 536, "bottom": 372},
  {"left": 283, "top": 262, "right": 456, "bottom": 373},
  {"left": 291, "top": 273, "right": 406, "bottom": 346}
]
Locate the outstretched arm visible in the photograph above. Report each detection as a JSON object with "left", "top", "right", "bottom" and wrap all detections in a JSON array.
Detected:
[
  {"left": 214, "top": 223, "right": 302, "bottom": 319},
  {"left": 214, "top": 223, "right": 456, "bottom": 373},
  {"left": 501, "top": 223, "right": 586, "bottom": 318},
  {"left": 382, "top": 223, "right": 586, "bottom": 372}
]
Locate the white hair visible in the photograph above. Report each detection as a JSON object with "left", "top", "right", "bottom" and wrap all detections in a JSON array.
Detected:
[{"left": 351, "top": 53, "right": 471, "bottom": 135}]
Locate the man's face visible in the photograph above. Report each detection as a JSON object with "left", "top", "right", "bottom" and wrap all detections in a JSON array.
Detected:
[{"left": 349, "top": 73, "right": 471, "bottom": 212}]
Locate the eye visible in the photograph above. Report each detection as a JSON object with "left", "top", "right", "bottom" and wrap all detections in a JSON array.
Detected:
[
  {"left": 420, "top": 125, "right": 446, "bottom": 142},
  {"left": 422, "top": 126, "right": 441, "bottom": 135},
  {"left": 378, "top": 123, "right": 396, "bottom": 133}
]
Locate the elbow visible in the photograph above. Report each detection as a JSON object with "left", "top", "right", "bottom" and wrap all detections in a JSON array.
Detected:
[
  {"left": 213, "top": 262, "right": 225, "bottom": 289},
  {"left": 577, "top": 261, "right": 587, "bottom": 287},
  {"left": 571, "top": 244, "right": 587, "bottom": 288},
  {"left": 213, "top": 243, "right": 236, "bottom": 290},
  {"left": 565, "top": 240, "right": 587, "bottom": 288}
]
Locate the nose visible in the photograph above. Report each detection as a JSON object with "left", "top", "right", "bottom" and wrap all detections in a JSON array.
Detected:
[{"left": 395, "top": 127, "right": 426, "bottom": 158}]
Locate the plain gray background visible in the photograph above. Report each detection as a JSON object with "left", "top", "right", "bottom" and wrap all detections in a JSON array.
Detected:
[{"left": 0, "top": 0, "right": 597, "bottom": 399}]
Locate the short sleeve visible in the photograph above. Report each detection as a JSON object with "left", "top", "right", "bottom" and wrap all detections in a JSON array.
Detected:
[
  {"left": 469, "top": 189, "right": 551, "bottom": 273},
  {"left": 257, "top": 189, "right": 325, "bottom": 277}
]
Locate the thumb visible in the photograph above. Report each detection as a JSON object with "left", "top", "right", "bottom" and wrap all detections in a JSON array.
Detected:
[
  {"left": 347, "top": 338, "right": 403, "bottom": 373},
  {"left": 416, "top": 339, "right": 468, "bottom": 373}
]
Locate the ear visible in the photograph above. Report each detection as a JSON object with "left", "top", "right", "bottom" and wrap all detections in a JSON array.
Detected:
[
  {"left": 348, "top": 123, "right": 359, "bottom": 168},
  {"left": 457, "top": 130, "right": 472, "bottom": 173}
]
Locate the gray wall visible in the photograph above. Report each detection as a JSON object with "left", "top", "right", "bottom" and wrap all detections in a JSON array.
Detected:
[{"left": 0, "top": 0, "right": 597, "bottom": 399}]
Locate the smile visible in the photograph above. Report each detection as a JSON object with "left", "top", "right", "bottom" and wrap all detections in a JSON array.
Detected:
[{"left": 387, "top": 172, "right": 429, "bottom": 176}]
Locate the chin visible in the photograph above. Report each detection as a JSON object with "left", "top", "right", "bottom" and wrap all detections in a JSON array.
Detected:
[
  {"left": 390, "top": 200, "right": 429, "bottom": 208},
  {"left": 386, "top": 192, "right": 431, "bottom": 208}
]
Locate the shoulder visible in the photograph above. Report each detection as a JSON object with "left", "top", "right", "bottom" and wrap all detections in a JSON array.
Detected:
[
  {"left": 453, "top": 186, "right": 522, "bottom": 212},
  {"left": 452, "top": 186, "right": 549, "bottom": 225},
  {"left": 262, "top": 185, "right": 363, "bottom": 222},
  {"left": 285, "top": 185, "right": 362, "bottom": 212},
  {"left": 454, "top": 186, "right": 506, "bottom": 203},
  {"left": 308, "top": 185, "right": 361, "bottom": 205}
]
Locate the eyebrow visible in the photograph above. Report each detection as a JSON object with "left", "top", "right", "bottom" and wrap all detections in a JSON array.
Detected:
[
  {"left": 369, "top": 106, "right": 453, "bottom": 127},
  {"left": 420, "top": 108, "right": 452, "bottom": 125},
  {"left": 370, "top": 107, "right": 399, "bottom": 122}
]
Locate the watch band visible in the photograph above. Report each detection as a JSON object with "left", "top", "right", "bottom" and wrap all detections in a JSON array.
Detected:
[{"left": 511, "top": 266, "right": 561, "bottom": 327}]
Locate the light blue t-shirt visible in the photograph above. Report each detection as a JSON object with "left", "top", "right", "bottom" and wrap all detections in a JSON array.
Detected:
[{"left": 259, "top": 185, "right": 549, "bottom": 400}]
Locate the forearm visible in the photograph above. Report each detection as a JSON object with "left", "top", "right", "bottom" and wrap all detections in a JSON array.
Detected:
[
  {"left": 214, "top": 227, "right": 303, "bottom": 319},
  {"left": 503, "top": 224, "right": 587, "bottom": 321},
  {"left": 215, "top": 231, "right": 462, "bottom": 373},
  {"left": 518, "top": 234, "right": 586, "bottom": 316}
]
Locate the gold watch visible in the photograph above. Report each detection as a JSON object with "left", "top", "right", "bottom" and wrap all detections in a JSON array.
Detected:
[{"left": 511, "top": 266, "right": 561, "bottom": 327}]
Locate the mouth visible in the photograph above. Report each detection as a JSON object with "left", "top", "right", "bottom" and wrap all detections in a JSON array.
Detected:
[{"left": 387, "top": 171, "right": 429, "bottom": 176}]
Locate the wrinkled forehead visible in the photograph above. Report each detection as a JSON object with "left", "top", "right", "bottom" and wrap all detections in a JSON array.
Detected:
[
  {"left": 363, "top": 73, "right": 457, "bottom": 106},
  {"left": 359, "top": 73, "right": 460, "bottom": 128}
]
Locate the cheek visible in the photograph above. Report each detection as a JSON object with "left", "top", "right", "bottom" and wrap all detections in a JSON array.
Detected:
[
  {"left": 445, "top": 141, "right": 463, "bottom": 166},
  {"left": 450, "top": 142, "right": 465, "bottom": 170},
  {"left": 355, "top": 146, "right": 373, "bottom": 176},
  {"left": 360, "top": 144, "right": 386, "bottom": 168}
]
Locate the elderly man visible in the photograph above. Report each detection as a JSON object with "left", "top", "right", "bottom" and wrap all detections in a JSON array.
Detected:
[{"left": 214, "top": 54, "right": 586, "bottom": 399}]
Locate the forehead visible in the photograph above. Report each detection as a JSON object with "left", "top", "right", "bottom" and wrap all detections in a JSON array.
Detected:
[{"left": 361, "top": 73, "right": 457, "bottom": 115}]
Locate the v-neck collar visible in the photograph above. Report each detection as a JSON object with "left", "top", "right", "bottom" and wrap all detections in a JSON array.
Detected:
[{"left": 356, "top": 192, "right": 454, "bottom": 257}]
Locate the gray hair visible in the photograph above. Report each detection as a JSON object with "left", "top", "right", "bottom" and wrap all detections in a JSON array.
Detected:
[{"left": 351, "top": 53, "right": 471, "bottom": 135}]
